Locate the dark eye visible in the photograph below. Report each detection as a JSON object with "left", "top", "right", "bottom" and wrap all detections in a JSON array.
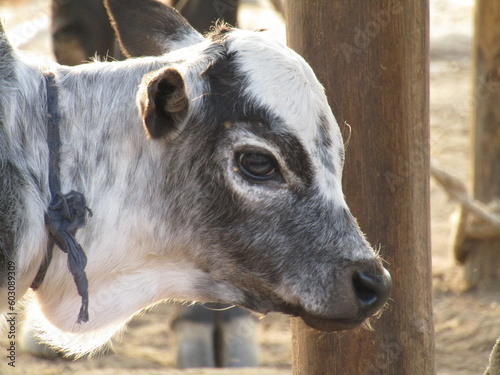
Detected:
[{"left": 237, "top": 152, "right": 278, "bottom": 181}]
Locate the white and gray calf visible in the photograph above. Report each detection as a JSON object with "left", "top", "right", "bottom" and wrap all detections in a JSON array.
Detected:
[{"left": 0, "top": 0, "right": 391, "bottom": 356}]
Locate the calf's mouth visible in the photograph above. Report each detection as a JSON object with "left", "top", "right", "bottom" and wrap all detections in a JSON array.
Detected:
[{"left": 242, "top": 265, "right": 392, "bottom": 332}]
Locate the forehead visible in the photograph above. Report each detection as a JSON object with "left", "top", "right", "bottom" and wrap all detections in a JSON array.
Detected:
[
  {"left": 225, "top": 30, "right": 336, "bottom": 144},
  {"left": 222, "top": 30, "right": 345, "bottom": 173},
  {"left": 222, "top": 31, "right": 346, "bottom": 172}
]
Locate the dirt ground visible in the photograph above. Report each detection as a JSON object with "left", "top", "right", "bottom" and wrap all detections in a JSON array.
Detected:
[{"left": 1, "top": 0, "right": 499, "bottom": 374}]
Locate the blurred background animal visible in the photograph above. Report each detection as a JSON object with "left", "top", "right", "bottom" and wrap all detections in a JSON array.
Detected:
[{"left": 51, "top": 0, "right": 239, "bottom": 65}]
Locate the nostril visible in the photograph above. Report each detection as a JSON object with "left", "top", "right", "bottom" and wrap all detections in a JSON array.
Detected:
[
  {"left": 353, "top": 271, "right": 379, "bottom": 307},
  {"left": 352, "top": 268, "right": 392, "bottom": 314}
]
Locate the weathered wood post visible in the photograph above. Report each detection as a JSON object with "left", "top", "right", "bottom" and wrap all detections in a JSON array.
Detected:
[
  {"left": 455, "top": 0, "right": 500, "bottom": 288},
  {"left": 285, "top": 1, "right": 434, "bottom": 374}
]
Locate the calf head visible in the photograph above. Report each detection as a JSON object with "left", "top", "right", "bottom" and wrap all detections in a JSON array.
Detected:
[{"left": 105, "top": 0, "right": 391, "bottom": 332}]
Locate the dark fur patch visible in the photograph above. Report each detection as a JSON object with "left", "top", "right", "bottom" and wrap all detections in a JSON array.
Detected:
[{"left": 316, "top": 114, "right": 337, "bottom": 173}]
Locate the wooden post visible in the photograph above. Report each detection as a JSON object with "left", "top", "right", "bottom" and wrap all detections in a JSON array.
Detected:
[
  {"left": 285, "top": 1, "right": 434, "bottom": 374},
  {"left": 461, "top": 0, "right": 500, "bottom": 287}
]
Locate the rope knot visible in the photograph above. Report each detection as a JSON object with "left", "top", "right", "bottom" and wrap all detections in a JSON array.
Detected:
[{"left": 45, "top": 191, "right": 92, "bottom": 323}]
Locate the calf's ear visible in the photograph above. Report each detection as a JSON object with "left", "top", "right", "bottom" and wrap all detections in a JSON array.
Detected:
[
  {"left": 138, "top": 67, "right": 189, "bottom": 139},
  {"left": 104, "top": 0, "right": 204, "bottom": 57},
  {"left": 0, "top": 21, "right": 17, "bottom": 86},
  {"left": 0, "top": 20, "right": 14, "bottom": 61}
]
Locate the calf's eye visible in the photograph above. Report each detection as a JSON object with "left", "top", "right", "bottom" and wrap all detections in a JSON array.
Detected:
[{"left": 237, "top": 152, "right": 278, "bottom": 181}]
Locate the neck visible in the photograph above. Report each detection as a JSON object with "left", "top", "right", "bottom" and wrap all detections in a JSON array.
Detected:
[
  {"left": 31, "top": 58, "right": 194, "bottom": 341},
  {"left": 0, "top": 60, "right": 52, "bottom": 308}
]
